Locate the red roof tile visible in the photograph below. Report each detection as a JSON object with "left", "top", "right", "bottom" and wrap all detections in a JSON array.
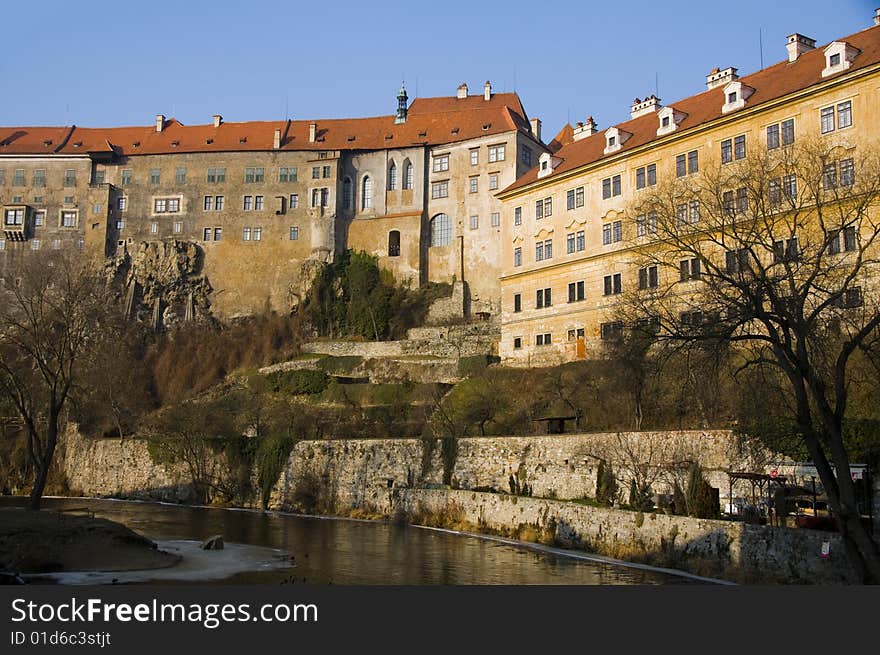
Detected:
[
  {"left": 503, "top": 23, "right": 880, "bottom": 193},
  {"left": 0, "top": 92, "right": 532, "bottom": 158}
]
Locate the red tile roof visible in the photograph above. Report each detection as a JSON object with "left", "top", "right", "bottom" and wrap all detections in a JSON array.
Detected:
[
  {"left": 0, "top": 92, "right": 532, "bottom": 158},
  {"left": 503, "top": 23, "right": 880, "bottom": 193},
  {"left": 547, "top": 123, "right": 574, "bottom": 153}
]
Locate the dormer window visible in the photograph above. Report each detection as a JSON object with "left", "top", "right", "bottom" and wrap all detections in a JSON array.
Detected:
[
  {"left": 657, "top": 106, "right": 687, "bottom": 136},
  {"left": 822, "top": 41, "right": 860, "bottom": 77},
  {"left": 603, "top": 127, "right": 632, "bottom": 155},
  {"left": 537, "top": 152, "right": 562, "bottom": 179},
  {"left": 722, "top": 80, "right": 754, "bottom": 114}
]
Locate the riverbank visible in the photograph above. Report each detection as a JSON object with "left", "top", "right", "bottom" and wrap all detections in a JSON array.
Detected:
[{"left": 0, "top": 508, "right": 181, "bottom": 574}]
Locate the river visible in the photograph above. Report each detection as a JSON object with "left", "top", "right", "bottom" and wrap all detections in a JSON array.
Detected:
[{"left": 1, "top": 497, "right": 702, "bottom": 584}]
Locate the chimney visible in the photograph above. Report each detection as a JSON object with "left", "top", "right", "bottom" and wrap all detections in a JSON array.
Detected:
[
  {"left": 530, "top": 117, "right": 542, "bottom": 142},
  {"left": 630, "top": 95, "right": 661, "bottom": 118},
  {"left": 874, "top": 7, "right": 880, "bottom": 25},
  {"left": 273, "top": 128, "right": 281, "bottom": 150},
  {"left": 484, "top": 80, "right": 492, "bottom": 101},
  {"left": 572, "top": 117, "right": 598, "bottom": 141},
  {"left": 457, "top": 83, "right": 468, "bottom": 99},
  {"left": 309, "top": 122, "right": 316, "bottom": 143},
  {"left": 706, "top": 66, "right": 738, "bottom": 90},
  {"left": 213, "top": 114, "right": 223, "bottom": 127},
  {"left": 786, "top": 33, "right": 816, "bottom": 62},
  {"left": 155, "top": 114, "right": 165, "bottom": 132}
]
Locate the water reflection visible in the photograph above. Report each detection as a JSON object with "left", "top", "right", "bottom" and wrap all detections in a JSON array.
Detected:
[{"left": 1, "top": 497, "right": 696, "bottom": 585}]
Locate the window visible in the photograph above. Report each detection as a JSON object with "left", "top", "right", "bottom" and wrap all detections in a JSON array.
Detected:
[
  {"left": 92, "top": 203, "right": 102, "bottom": 214},
  {"left": 11, "top": 169, "right": 23, "bottom": 186},
  {"left": 636, "top": 212, "right": 657, "bottom": 237},
  {"left": 30, "top": 169, "right": 46, "bottom": 187},
  {"left": 64, "top": 169, "right": 76, "bottom": 187},
  {"left": 343, "top": 178, "right": 353, "bottom": 210},
  {"left": 513, "top": 293, "right": 522, "bottom": 313},
  {"left": 513, "top": 337, "right": 522, "bottom": 350},
  {"left": 203, "top": 228, "right": 212, "bottom": 241},
  {"left": 312, "top": 167, "right": 320, "bottom": 180},
  {"left": 488, "top": 144, "right": 505, "bottom": 162},
  {"left": 679, "top": 258, "right": 701, "bottom": 281},
  {"left": 310, "top": 188, "right": 328, "bottom": 207},
  {"left": 31, "top": 239, "right": 40, "bottom": 250},
  {"left": 243, "top": 196, "right": 253, "bottom": 211},
  {"left": 279, "top": 167, "right": 298, "bottom": 182},
  {"left": 243, "top": 227, "right": 251, "bottom": 241},
  {"left": 734, "top": 135, "right": 746, "bottom": 160},
  {"left": 635, "top": 164, "right": 656, "bottom": 189},
  {"left": 489, "top": 174, "right": 498, "bottom": 190},
  {"left": 207, "top": 167, "right": 226, "bottom": 183},
  {"left": 638, "top": 265, "right": 659, "bottom": 290},
  {"left": 61, "top": 210, "right": 77, "bottom": 227},
  {"left": 603, "top": 273, "right": 622, "bottom": 295},
  {"left": 150, "top": 222, "right": 158, "bottom": 234},
  {"left": 149, "top": 169, "right": 160, "bottom": 185},
  {"left": 513, "top": 246, "right": 522, "bottom": 267},
  {"left": 723, "top": 190, "right": 735, "bottom": 217},
  {"left": 362, "top": 176, "right": 373, "bottom": 209},
  {"left": 773, "top": 237, "right": 799, "bottom": 264},
  {"left": 543, "top": 197, "right": 552, "bottom": 217},
  {"left": 839, "top": 158, "right": 855, "bottom": 186},
  {"left": 245, "top": 167, "right": 264, "bottom": 183},
  {"left": 601, "top": 322, "right": 623, "bottom": 340},
  {"left": 289, "top": 193, "right": 299, "bottom": 209},
  {"left": 568, "top": 280, "right": 585, "bottom": 302},
  {"left": 388, "top": 162, "right": 397, "bottom": 190},
  {"left": 204, "top": 196, "right": 213, "bottom": 211},
  {"left": 469, "top": 177, "right": 479, "bottom": 194},
  {"left": 514, "top": 206, "right": 522, "bottom": 226},
  {"left": 289, "top": 226, "right": 299, "bottom": 241},
  {"left": 118, "top": 197, "right": 127, "bottom": 212},
  {"left": 602, "top": 220, "right": 622, "bottom": 245},
  {"left": 153, "top": 197, "right": 180, "bottom": 213},
  {"left": 535, "top": 239, "right": 552, "bottom": 261},
  {"left": 601, "top": 174, "right": 621, "bottom": 199},
  {"left": 116, "top": 219, "right": 124, "bottom": 230},
  {"left": 4, "top": 208, "right": 24, "bottom": 225},
  {"left": 215, "top": 196, "right": 224, "bottom": 210},
  {"left": 432, "top": 154, "right": 449, "bottom": 172},
  {"left": 721, "top": 139, "right": 732, "bottom": 164},
  {"left": 688, "top": 150, "right": 698, "bottom": 174},
  {"left": 829, "top": 53, "right": 841, "bottom": 67},
  {"left": 491, "top": 212, "right": 500, "bottom": 227},
  {"left": 430, "top": 214, "right": 451, "bottom": 246},
  {"left": 173, "top": 221, "right": 183, "bottom": 234},
  {"left": 121, "top": 169, "right": 132, "bottom": 186},
  {"left": 535, "top": 333, "right": 552, "bottom": 346},
  {"left": 253, "top": 227, "right": 262, "bottom": 241},
  {"left": 832, "top": 287, "right": 863, "bottom": 309},
  {"left": 431, "top": 181, "right": 448, "bottom": 199},
  {"left": 536, "top": 287, "right": 552, "bottom": 308},
  {"left": 469, "top": 149, "right": 479, "bottom": 166},
  {"left": 535, "top": 199, "right": 543, "bottom": 219},
  {"left": 725, "top": 248, "right": 752, "bottom": 276},
  {"left": 322, "top": 165, "right": 331, "bottom": 179},
  {"left": 34, "top": 210, "right": 45, "bottom": 226},
  {"left": 821, "top": 101, "right": 852, "bottom": 134},
  {"left": 680, "top": 311, "right": 705, "bottom": 328},
  {"left": 176, "top": 167, "right": 186, "bottom": 184},
  {"left": 567, "top": 232, "right": 575, "bottom": 254},
  {"left": 214, "top": 227, "right": 222, "bottom": 240},
  {"left": 470, "top": 215, "right": 479, "bottom": 230},
  {"left": 689, "top": 200, "right": 701, "bottom": 224},
  {"left": 521, "top": 147, "right": 532, "bottom": 166},
  {"left": 255, "top": 195, "right": 264, "bottom": 211},
  {"left": 767, "top": 119, "right": 794, "bottom": 149},
  {"left": 783, "top": 175, "right": 797, "bottom": 201},
  {"left": 403, "top": 161, "right": 413, "bottom": 189}
]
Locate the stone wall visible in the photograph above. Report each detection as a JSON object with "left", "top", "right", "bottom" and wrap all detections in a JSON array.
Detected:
[{"left": 395, "top": 489, "right": 858, "bottom": 584}]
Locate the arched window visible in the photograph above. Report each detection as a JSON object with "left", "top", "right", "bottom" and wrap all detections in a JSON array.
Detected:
[
  {"left": 388, "top": 230, "right": 400, "bottom": 257},
  {"left": 343, "top": 177, "right": 353, "bottom": 210},
  {"left": 388, "top": 161, "right": 397, "bottom": 190},
  {"left": 362, "top": 176, "right": 372, "bottom": 209},
  {"left": 430, "top": 213, "right": 451, "bottom": 247},
  {"left": 403, "top": 160, "right": 413, "bottom": 190}
]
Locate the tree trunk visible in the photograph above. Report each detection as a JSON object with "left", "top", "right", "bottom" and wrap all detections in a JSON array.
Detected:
[{"left": 28, "top": 420, "right": 58, "bottom": 511}]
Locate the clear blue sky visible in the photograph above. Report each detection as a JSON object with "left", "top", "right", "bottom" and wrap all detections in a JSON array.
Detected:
[{"left": 1, "top": 0, "right": 875, "bottom": 140}]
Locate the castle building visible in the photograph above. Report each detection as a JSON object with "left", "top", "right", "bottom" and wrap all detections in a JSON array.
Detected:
[
  {"left": 0, "top": 82, "right": 545, "bottom": 320},
  {"left": 496, "top": 17, "right": 880, "bottom": 366}
]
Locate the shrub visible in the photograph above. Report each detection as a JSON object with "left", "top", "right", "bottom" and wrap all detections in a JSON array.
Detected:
[{"left": 265, "top": 369, "right": 330, "bottom": 395}]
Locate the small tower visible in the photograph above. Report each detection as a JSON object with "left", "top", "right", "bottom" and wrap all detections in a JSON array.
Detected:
[{"left": 395, "top": 82, "right": 408, "bottom": 124}]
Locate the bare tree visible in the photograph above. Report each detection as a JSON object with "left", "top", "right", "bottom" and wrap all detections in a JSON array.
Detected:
[
  {"left": 0, "top": 253, "right": 114, "bottom": 510},
  {"left": 622, "top": 138, "right": 880, "bottom": 581}
]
